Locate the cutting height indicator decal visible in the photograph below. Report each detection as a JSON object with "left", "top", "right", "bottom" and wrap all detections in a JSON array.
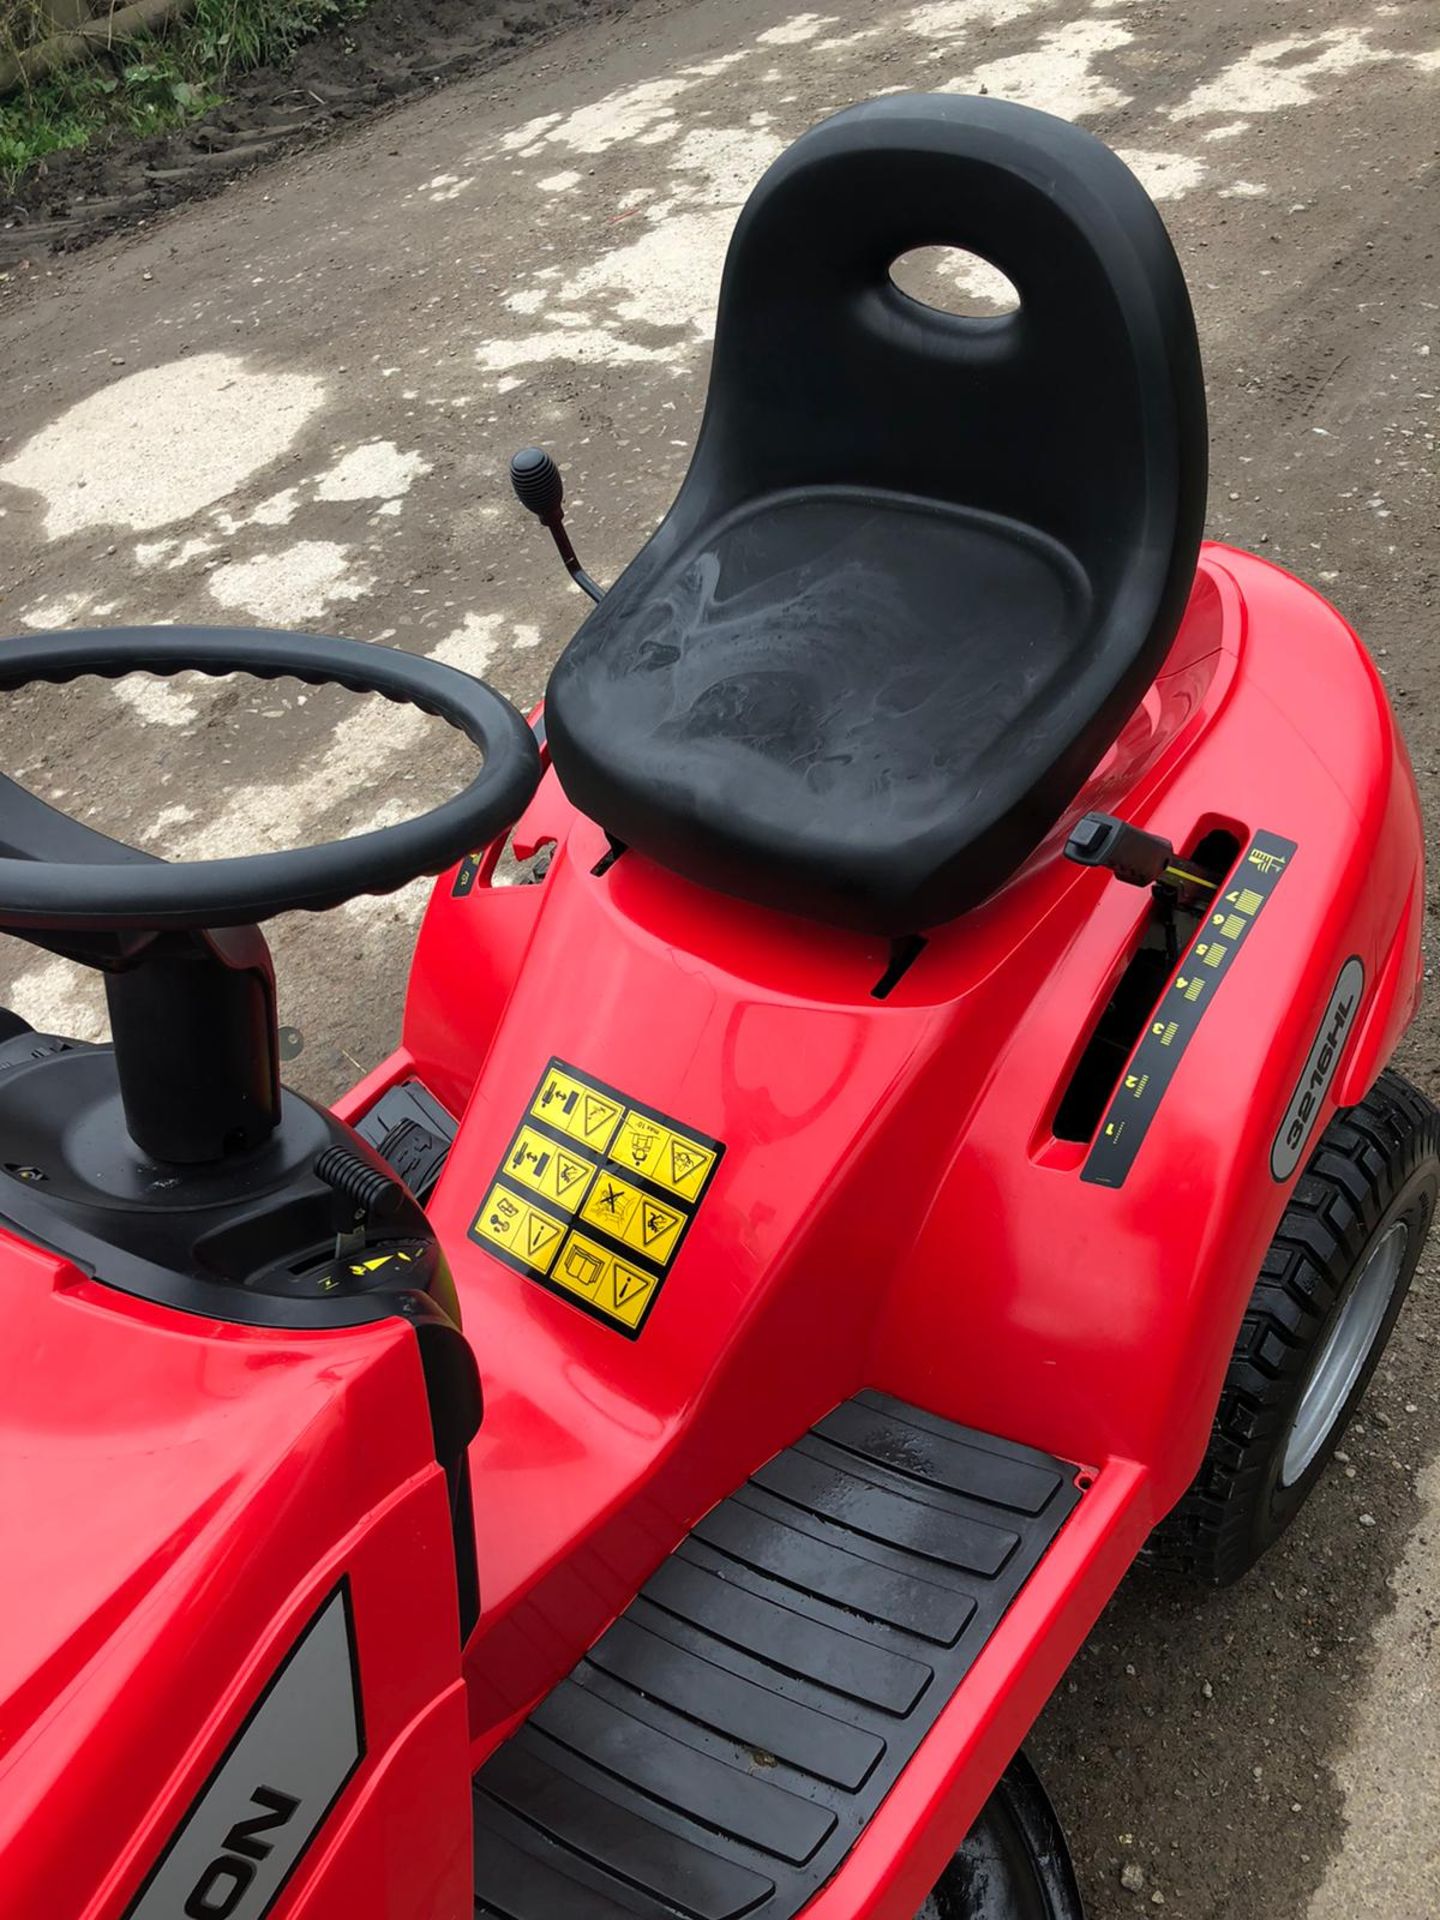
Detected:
[
  {"left": 470, "top": 1059, "right": 724, "bottom": 1336},
  {"left": 1082, "top": 831, "right": 1298, "bottom": 1188}
]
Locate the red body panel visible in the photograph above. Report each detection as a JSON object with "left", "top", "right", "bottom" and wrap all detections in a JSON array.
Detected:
[
  {"left": 0, "top": 1236, "right": 471, "bottom": 1920},
  {"left": 0, "top": 545, "right": 1422, "bottom": 1916},
  {"left": 402, "top": 546, "right": 1422, "bottom": 1895}
]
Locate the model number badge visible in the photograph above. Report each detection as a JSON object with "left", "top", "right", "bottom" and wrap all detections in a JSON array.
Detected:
[
  {"left": 1271, "top": 957, "right": 1364, "bottom": 1182},
  {"left": 125, "top": 1583, "right": 363, "bottom": 1920}
]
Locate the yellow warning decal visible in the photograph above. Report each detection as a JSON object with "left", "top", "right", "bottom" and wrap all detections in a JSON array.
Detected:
[
  {"left": 580, "top": 1171, "right": 685, "bottom": 1265},
  {"left": 550, "top": 1231, "right": 658, "bottom": 1330},
  {"left": 473, "top": 1058, "right": 725, "bottom": 1337},
  {"left": 504, "top": 1126, "right": 597, "bottom": 1210},
  {"left": 1246, "top": 845, "right": 1289, "bottom": 877},
  {"left": 529, "top": 1067, "right": 624, "bottom": 1152},
  {"left": 471, "top": 1183, "right": 565, "bottom": 1275},
  {"left": 346, "top": 1249, "right": 418, "bottom": 1276},
  {"left": 610, "top": 1113, "right": 717, "bottom": 1203}
]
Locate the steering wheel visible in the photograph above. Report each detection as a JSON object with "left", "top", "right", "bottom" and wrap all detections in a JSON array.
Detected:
[{"left": 0, "top": 627, "right": 542, "bottom": 931}]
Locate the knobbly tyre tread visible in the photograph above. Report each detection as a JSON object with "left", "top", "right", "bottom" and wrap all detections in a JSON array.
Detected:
[{"left": 1146, "top": 1069, "right": 1439, "bottom": 1586}]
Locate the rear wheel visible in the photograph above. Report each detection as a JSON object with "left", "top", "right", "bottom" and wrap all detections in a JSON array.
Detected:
[
  {"left": 1149, "top": 1069, "right": 1439, "bottom": 1586},
  {"left": 917, "top": 1752, "right": 1085, "bottom": 1920}
]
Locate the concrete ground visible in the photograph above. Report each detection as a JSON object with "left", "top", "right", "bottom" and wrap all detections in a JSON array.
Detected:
[{"left": 1, "top": 0, "right": 1438, "bottom": 1913}]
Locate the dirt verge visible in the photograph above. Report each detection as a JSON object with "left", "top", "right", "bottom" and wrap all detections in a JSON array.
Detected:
[{"left": 1, "top": 0, "right": 629, "bottom": 269}]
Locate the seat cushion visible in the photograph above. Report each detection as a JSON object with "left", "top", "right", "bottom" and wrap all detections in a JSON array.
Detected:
[{"left": 546, "top": 489, "right": 1095, "bottom": 933}]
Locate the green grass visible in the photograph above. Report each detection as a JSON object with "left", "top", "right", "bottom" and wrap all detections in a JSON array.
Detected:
[
  {"left": 190, "top": 0, "right": 363, "bottom": 80},
  {"left": 0, "top": 59, "right": 215, "bottom": 188},
  {"left": 0, "top": 0, "right": 367, "bottom": 192}
]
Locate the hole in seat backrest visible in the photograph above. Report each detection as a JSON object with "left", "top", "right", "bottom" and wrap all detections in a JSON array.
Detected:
[{"left": 889, "top": 245, "right": 1020, "bottom": 318}]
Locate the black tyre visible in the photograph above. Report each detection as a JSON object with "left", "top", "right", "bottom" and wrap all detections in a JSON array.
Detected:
[
  {"left": 1149, "top": 1068, "right": 1439, "bottom": 1586},
  {"left": 917, "top": 1751, "right": 1085, "bottom": 1920}
]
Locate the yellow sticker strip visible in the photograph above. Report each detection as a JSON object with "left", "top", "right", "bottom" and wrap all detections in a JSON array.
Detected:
[
  {"left": 579, "top": 1170, "right": 685, "bottom": 1265},
  {"left": 471, "top": 1183, "right": 565, "bottom": 1275},
  {"left": 550, "top": 1230, "right": 658, "bottom": 1330}
]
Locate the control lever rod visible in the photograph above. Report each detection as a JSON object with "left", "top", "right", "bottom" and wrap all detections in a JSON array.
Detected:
[{"left": 509, "top": 447, "right": 604, "bottom": 603}]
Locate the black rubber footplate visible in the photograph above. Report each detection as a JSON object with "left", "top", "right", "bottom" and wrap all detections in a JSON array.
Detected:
[{"left": 473, "top": 1391, "right": 1083, "bottom": 1918}]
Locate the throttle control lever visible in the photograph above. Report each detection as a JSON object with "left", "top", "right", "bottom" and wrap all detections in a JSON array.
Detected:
[{"left": 509, "top": 447, "right": 604, "bottom": 604}]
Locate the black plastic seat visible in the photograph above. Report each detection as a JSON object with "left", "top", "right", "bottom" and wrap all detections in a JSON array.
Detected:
[{"left": 545, "top": 94, "right": 1207, "bottom": 935}]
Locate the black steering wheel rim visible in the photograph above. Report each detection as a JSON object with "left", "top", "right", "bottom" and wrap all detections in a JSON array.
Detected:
[{"left": 0, "top": 626, "right": 542, "bottom": 931}]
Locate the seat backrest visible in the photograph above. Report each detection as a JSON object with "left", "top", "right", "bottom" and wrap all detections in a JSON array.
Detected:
[
  {"left": 664, "top": 90, "right": 1206, "bottom": 666},
  {"left": 542, "top": 96, "right": 1210, "bottom": 936}
]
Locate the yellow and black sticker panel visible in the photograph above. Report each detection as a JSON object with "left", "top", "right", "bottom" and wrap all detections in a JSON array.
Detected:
[
  {"left": 471, "top": 1183, "right": 566, "bottom": 1274},
  {"left": 505, "top": 1126, "right": 597, "bottom": 1210},
  {"left": 580, "top": 1171, "right": 686, "bottom": 1264},
  {"left": 470, "top": 1058, "right": 724, "bottom": 1337},
  {"left": 1082, "top": 830, "right": 1298, "bottom": 1189},
  {"left": 530, "top": 1065, "right": 625, "bottom": 1154},
  {"left": 451, "top": 850, "right": 486, "bottom": 898},
  {"left": 549, "top": 1230, "right": 659, "bottom": 1331},
  {"left": 610, "top": 1112, "right": 718, "bottom": 1203}
]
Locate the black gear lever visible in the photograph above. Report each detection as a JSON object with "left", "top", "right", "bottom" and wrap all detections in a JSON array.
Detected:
[{"left": 509, "top": 447, "right": 604, "bottom": 603}]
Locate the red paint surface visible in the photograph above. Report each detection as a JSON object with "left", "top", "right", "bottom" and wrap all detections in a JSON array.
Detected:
[{"left": 1, "top": 548, "right": 1422, "bottom": 1916}]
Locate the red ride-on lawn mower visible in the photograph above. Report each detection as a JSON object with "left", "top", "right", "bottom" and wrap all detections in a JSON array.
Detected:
[{"left": 1, "top": 93, "right": 1434, "bottom": 1920}]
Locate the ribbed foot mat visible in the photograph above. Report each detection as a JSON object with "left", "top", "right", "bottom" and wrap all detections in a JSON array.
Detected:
[{"left": 473, "top": 1391, "right": 1082, "bottom": 1918}]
